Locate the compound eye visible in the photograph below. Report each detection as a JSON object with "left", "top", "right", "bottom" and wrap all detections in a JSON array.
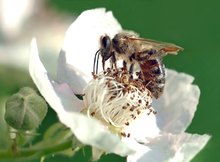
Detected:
[{"left": 101, "top": 36, "right": 111, "bottom": 49}]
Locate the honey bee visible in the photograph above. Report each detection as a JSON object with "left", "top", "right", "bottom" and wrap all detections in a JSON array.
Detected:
[{"left": 93, "top": 31, "right": 183, "bottom": 99}]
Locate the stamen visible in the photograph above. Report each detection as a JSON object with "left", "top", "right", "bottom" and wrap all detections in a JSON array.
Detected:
[{"left": 82, "top": 68, "right": 156, "bottom": 137}]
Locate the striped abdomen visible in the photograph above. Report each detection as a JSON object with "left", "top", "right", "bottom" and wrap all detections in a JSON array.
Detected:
[{"left": 139, "top": 58, "right": 165, "bottom": 99}]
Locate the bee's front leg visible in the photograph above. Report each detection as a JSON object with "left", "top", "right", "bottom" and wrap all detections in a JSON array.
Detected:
[
  {"left": 111, "top": 51, "right": 118, "bottom": 70},
  {"left": 102, "top": 59, "right": 106, "bottom": 71}
]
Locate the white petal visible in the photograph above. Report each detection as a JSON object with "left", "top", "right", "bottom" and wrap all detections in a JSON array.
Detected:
[
  {"left": 57, "top": 50, "right": 87, "bottom": 94},
  {"left": 29, "top": 38, "right": 134, "bottom": 156},
  {"left": 57, "top": 8, "right": 122, "bottom": 93},
  {"left": 123, "top": 112, "right": 160, "bottom": 143},
  {"left": 61, "top": 112, "right": 135, "bottom": 156},
  {"left": 168, "top": 133, "right": 211, "bottom": 162},
  {"left": 153, "top": 69, "right": 200, "bottom": 133},
  {"left": 127, "top": 133, "right": 210, "bottom": 162},
  {"left": 29, "top": 38, "right": 83, "bottom": 114}
]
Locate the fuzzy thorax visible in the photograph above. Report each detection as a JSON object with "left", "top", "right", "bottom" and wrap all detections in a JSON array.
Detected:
[{"left": 82, "top": 68, "right": 156, "bottom": 137}]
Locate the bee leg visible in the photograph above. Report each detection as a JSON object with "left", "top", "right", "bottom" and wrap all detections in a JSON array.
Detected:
[
  {"left": 102, "top": 51, "right": 115, "bottom": 71},
  {"left": 136, "top": 71, "right": 143, "bottom": 80},
  {"left": 102, "top": 59, "right": 106, "bottom": 71},
  {"left": 111, "top": 52, "right": 117, "bottom": 70},
  {"left": 129, "top": 63, "right": 134, "bottom": 74},
  {"left": 129, "top": 63, "right": 134, "bottom": 81},
  {"left": 122, "top": 60, "right": 127, "bottom": 71}
]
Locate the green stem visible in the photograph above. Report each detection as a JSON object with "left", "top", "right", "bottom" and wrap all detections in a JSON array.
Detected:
[{"left": 0, "top": 140, "right": 72, "bottom": 159}]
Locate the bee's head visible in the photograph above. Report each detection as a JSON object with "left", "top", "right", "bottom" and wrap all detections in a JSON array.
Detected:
[
  {"left": 101, "top": 35, "right": 111, "bottom": 52},
  {"left": 99, "top": 35, "right": 113, "bottom": 62},
  {"left": 93, "top": 35, "right": 113, "bottom": 75}
]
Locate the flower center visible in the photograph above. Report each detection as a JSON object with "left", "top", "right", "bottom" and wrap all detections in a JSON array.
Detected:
[{"left": 82, "top": 68, "right": 156, "bottom": 137}]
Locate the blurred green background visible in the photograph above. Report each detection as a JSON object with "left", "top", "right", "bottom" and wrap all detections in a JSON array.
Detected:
[{"left": 0, "top": 0, "right": 219, "bottom": 161}]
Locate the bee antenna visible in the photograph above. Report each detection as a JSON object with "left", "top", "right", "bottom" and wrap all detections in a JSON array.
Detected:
[{"left": 93, "top": 49, "right": 101, "bottom": 75}]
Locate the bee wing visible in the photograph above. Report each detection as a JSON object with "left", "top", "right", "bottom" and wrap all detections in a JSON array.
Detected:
[{"left": 128, "top": 37, "right": 184, "bottom": 55}]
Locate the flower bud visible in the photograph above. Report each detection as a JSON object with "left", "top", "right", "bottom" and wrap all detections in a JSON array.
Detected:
[{"left": 4, "top": 87, "right": 48, "bottom": 130}]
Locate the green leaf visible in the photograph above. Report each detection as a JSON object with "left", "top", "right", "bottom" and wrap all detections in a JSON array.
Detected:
[
  {"left": 44, "top": 123, "right": 72, "bottom": 142},
  {"left": 0, "top": 98, "right": 10, "bottom": 149},
  {"left": 4, "top": 87, "right": 48, "bottom": 131},
  {"left": 43, "top": 122, "right": 81, "bottom": 157}
]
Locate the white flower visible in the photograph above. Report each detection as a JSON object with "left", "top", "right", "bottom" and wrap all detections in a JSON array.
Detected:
[
  {"left": 29, "top": 8, "right": 210, "bottom": 161},
  {"left": 29, "top": 8, "right": 134, "bottom": 157}
]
